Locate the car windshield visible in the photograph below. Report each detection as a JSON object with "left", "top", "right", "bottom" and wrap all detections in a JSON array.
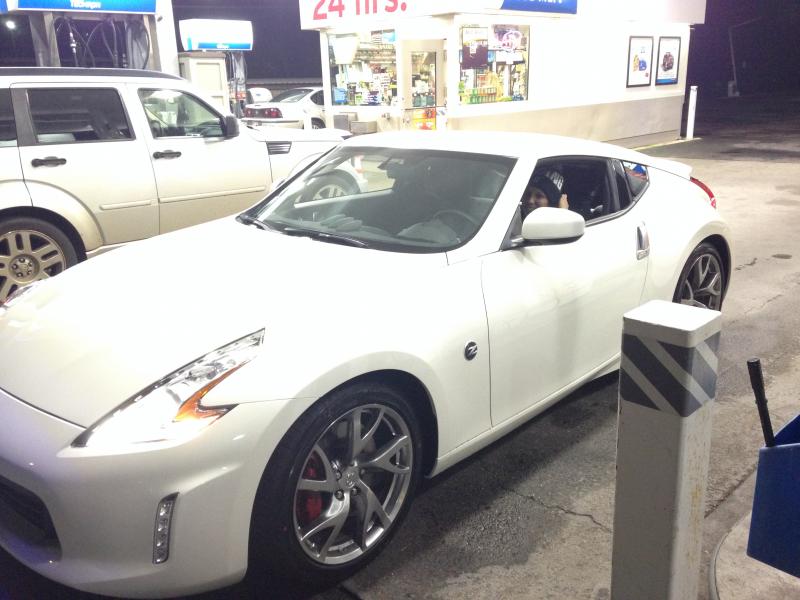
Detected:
[
  {"left": 245, "top": 146, "right": 515, "bottom": 253},
  {"left": 270, "top": 88, "right": 313, "bottom": 103}
]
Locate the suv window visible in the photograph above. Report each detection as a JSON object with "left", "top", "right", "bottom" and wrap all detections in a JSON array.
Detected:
[
  {"left": 139, "top": 89, "right": 223, "bottom": 138},
  {"left": 311, "top": 91, "right": 324, "bottom": 105},
  {"left": 0, "top": 90, "right": 15, "bottom": 147},
  {"left": 28, "top": 88, "right": 132, "bottom": 144}
]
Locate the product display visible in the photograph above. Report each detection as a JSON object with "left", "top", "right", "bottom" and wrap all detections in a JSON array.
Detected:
[
  {"left": 459, "top": 24, "right": 529, "bottom": 105},
  {"left": 329, "top": 30, "right": 397, "bottom": 106}
]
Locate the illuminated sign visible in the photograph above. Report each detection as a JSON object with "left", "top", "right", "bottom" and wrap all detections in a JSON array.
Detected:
[
  {"left": 3, "top": 0, "right": 156, "bottom": 13},
  {"left": 500, "top": 0, "right": 577, "bottom": 14},
  {"left": 179, "top": 19, "right": 254, "bottom": 52}
]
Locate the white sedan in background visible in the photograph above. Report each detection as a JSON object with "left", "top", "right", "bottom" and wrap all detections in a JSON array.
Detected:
[
  {"left": 243, "top": 86, "right": 326, "bottom": 129},
  {"left": 0, "top": 131, "right": 731, "bottom": 598}
]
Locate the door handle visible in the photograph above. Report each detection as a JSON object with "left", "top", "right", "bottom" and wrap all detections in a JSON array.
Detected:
[
  {"left": 31, "top": 156, "right": 67, "bottom": 168},
  {"left": 636, "top": 223, "right": 650, "bottom": 260},
  {"left": 153, "top": 150, "right": 182, "bottom": 159}
]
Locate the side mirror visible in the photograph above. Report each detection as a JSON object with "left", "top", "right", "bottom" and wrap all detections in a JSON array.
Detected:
[
  {"left": 223, "top": 115, "right": 240, "bottom": 139},
  {"left": 521, "top": 207, "right": 585, "bottom": 244}
]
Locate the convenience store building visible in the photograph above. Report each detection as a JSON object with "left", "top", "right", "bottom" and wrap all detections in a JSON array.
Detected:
[{"left": 300, "top": 0, "right": 707, "bottom": 146}]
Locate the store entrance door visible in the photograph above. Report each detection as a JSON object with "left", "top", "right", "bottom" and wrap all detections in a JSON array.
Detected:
[{"left": 401, "top": 40, "right": 444, "bottom": 130}]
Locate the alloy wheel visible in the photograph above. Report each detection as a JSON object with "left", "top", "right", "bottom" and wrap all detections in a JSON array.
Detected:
[
  {"left": 0, "top": 229, "right": 68, "bottom": 302},
  {"left": 293, "top": 404, "right": 414, "bottom": 565},
  {"left": 678, "top": 252, "right": 723, "bottom": 310}
]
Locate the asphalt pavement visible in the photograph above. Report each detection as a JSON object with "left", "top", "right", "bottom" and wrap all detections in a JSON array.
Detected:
[{"left": 2, "top": 92, "right": 800, "bottom": 600}]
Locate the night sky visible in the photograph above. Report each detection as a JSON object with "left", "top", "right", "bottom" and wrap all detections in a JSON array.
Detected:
[{"left": 172, "top": 0, "right": 321, "bottom": 79}]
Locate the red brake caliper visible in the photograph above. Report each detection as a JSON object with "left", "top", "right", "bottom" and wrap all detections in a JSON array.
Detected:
[{"left": 296, "top": 452, "right": 324, "bottom": 524}]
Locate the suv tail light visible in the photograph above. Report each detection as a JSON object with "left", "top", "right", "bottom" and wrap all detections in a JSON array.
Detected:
[
  {"left": 691, "top": 177, "right": 716, "bottom": 209},
  {"left": 244, "top": 108, "right": 255, "bottom": 118}
]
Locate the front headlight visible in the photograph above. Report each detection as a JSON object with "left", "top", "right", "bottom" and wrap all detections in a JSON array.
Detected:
[{"left": 73, "top": 329, "right": 264, "bottom": 449}]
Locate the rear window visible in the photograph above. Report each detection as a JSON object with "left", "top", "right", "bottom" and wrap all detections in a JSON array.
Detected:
[
  {"left": 0, "top": 90, "right": 16, "bottom": 147},
  {"left": 28, "top": 88, "right": 132, "bottom": 144},
  {"left": 622, "top": 161, "right": 649, "bottom": 200},
  {"left": 270, "top": 88, "right": 313, "bottom": 103}
]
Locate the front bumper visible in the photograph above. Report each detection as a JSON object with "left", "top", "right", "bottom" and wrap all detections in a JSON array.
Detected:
[{"left": 0, "top": 387, "right": 296, "bottom": 598}]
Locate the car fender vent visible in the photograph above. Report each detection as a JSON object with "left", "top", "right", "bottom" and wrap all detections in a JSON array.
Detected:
[{"left": 268, "top": 142, "right": 292, "bottom": 155}]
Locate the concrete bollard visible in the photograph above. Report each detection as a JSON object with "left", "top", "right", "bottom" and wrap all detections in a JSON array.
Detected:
[{"left": 611, "top": 300, "right": 721, "bottom": 600}]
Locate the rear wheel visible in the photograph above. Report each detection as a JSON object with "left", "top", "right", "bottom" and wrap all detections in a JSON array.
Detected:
[
  {"left": 248, "top": 382, "right": 422, "bottom": 593},
  {"left": 311, "top": 118, "right": 326, "bottom": 129},
  {"left": 0, "top": 217, "right": 78, "bottom": 302},
  {"left": 673, "top": 242, "right": 726, "bottom": 310}
]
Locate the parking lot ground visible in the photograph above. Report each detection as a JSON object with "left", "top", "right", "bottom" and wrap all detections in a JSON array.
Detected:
[{"left": 2, "top": 92, "right": 800, "bottom": 600}]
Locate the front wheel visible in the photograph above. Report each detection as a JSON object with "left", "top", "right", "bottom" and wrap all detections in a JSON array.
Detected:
[
  {"left": 0, "top": 217, "right": 78, "bottom": 303},
  {"left": 673, "top": 242, "right": 726, "bottom": 310},
  {"left": 248, "top": 382, "right": 422, "bottom": 592}
]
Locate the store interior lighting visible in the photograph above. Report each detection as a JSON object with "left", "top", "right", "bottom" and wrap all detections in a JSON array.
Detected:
[{"left": 5, "top": 19, "right": 16, "bottom": 30}]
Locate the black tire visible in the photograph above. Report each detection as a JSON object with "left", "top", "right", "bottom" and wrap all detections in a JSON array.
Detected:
[
  {"left": 0, "top": 217, "right": 78, "bottom": 302},
  {"left": 311, "top": 118, "right": 326, "bottom": 129},
  {"left": 247, "top": 381, "right": 423, "bottom": 595},
  {"left": 672, "top": 242, "right": 726, "bottom": 310}
]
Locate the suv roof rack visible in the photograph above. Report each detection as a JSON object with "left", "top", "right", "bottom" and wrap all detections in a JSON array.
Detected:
[{"left": 0, "top": 67, "right": 182, "bottom": 80}]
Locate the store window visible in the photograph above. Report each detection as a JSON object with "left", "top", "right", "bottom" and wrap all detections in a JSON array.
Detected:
[
  {"left": 459, "top": 25, "right": 529, "bottom": 105},
  {"left": 28, "top": 88, "right": 132, "bottom": 144},
  {"left": 329, "top": 30, "right": 397, "bottom": 107}
]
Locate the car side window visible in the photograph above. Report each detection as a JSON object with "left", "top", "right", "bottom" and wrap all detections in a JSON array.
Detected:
[
  {"left": 28, "top": 88, "right": 132, "bottom": 144},
  {"left": 526, "top": 157, "right": 615, "bottom": 223},
  {"left": 621, "top": 161, "right": 649, "bottom": 201},
  {"left": 0, "top": 90, "right": 16, "bottom": 147},
  {"left": 613, "top": 161, "right": 633, "bottom": 210},
  {"left": 311, "top": 91, "right": 324, "bottom": 106},
  {"left": 138, "top": 89, "right": 223, "bottom": 138}
]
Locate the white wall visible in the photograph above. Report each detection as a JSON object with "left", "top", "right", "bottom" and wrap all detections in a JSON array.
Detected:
[{"left": 450, "top": 14, "right": 690, "bottom": 116}]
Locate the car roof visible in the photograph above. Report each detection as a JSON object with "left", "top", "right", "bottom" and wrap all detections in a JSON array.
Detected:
[
  {"left": 340, "top": 130, "right": 661, "bottom": 166},
  {"left": 0, "top": 67, "right": 182, "bottom": 83}
]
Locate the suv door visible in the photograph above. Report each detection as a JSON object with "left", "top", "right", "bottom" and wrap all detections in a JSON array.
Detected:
[
  {"left": 14, "top": 84, "right": 159, "bottom": 248},
  {"left": 0, "top": 88, "right": 27, "bottom": 212},
  {"left": 135, "top": 87, "right": 270, "bottom": 233}
]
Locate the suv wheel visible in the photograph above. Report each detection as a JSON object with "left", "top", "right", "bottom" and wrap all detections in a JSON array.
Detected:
[{"left": 0, "top": 217, "right": 78, "bottom": 302}]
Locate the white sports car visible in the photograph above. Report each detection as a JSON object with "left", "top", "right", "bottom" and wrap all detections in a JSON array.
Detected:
[{"left": 0, "top": 131, "right": 731, "bottom": 598}]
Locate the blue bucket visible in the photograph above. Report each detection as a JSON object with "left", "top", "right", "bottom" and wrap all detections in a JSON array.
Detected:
[{"left": 747, "top": 413, "right": 800, "bottom": 577}]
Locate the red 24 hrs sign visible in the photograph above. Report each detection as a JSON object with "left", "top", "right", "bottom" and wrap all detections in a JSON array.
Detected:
[{"left": 301, "top": 0, "right": 413, "bottom": 28}]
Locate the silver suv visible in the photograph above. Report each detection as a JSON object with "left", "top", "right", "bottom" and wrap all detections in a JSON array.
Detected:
[{"left": 0, "top": 68, "right": 346, "bottom": 302}]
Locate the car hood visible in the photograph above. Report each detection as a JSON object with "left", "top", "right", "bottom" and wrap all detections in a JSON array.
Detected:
[{"left": 0, "top": 218, "right": 446, "bottom": 427}]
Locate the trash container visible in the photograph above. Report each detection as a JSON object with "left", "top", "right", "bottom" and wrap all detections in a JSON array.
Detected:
[{"left": 747, "top": 413, "right": 800, "bottom": 577}]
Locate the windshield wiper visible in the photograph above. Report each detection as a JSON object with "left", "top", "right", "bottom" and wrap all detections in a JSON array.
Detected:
[
  {"left": 281, "top": 226, "right": 368, "bottom": 248},
  {"left": 237, "top": 214, "right": 273, "bottom": 231}
]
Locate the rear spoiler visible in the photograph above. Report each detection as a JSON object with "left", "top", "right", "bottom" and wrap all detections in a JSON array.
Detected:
[{"left": 645, "top": 156, "right": 693, "bottom": 180}]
